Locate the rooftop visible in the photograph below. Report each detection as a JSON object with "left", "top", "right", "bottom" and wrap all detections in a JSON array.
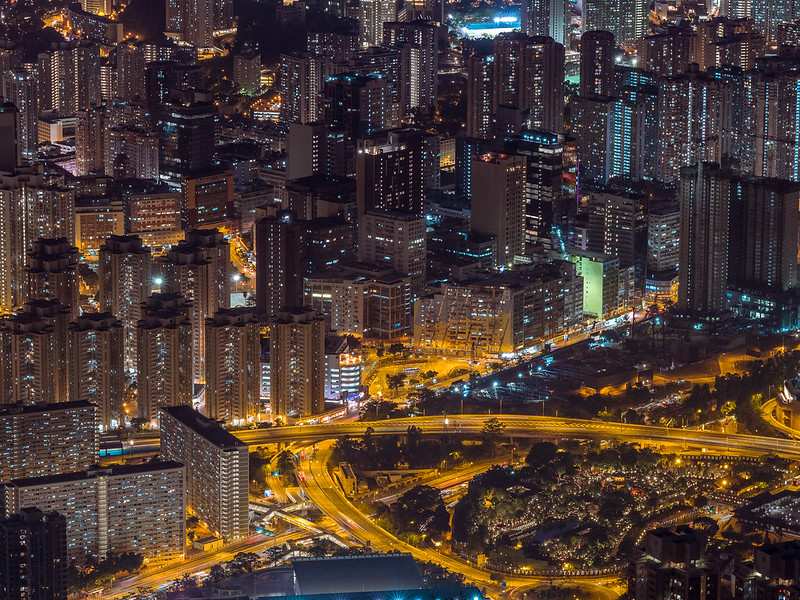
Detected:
[
  {"left": 161, "top": 406, "right": 247, "bottom": 450},
  {"left": 291, "top": 554, "right": 422, "bottom": 595}
]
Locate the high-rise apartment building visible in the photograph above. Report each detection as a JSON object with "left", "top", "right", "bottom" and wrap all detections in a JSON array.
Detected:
[
  {"left": 3, "top": 70, "right": 38, "bottom": 162},
  {"left": 205, "top": 308, "right": 261, "bottom": 424},
  {"left": 136, "top": 293, "right": 193, "bottom": 421},
  {"left": 647, "top": 203, "right": 680, "bottom": 274},
  {"left": 181, "top": 170, "right": 235, "bottom": 228},
  {"left": 358, "top": 209, "right": 426, "bottom": 300},
  {"left": 160, "top": 405, "right": 249, "bottom": 541},
  {"left": 587, "top": 189, "right": 639, "bottom": 268},
  {"left": 492, "top": 33, "right": 565, "bottom": 132},
  {"left": 323, "top": 73, "right": 392, "bottom": 141},
  {"left": 579, "top": 31, "right": 615, "bottom": 97},
  {"left": 270, "top": 308, "right": 325, "bottom": 419},
  {"left": 521, "top": 0, "right": 570, "bottom": 45},
  {"left": 37, "top": 41, "right": 101, "bottom": 116},
  {"left": 25, "top": 238, "right": 80, "bottom": 318},
  {"left": 728, "top": 176, "right": 800, "bottom": 292},
  {"left": 278, "top": 53, "right": 333, "bottom": 125},
  {"left": 1, "top": 462, "right": 186, "bottom": 564},
  {"left": 0, "top": 508, "right": 67, "bottom": 600},
  {"left": 75, "top": 105, "right": 106, "bottom": 176},
  {"left": 470, "top": 153, "right": 526, "bottom": 268},
  {"left": 637, "top": 24, "right": 695, "bottom": 77},
  {"left": 0, "top": 401, "right": 98, "bottom": 483},
  {"left": 657, "top": 66, "right": 730, "bottom": 183},
  {"left": 67, "top": 313, "right": 124, "bottom": 430},
  {"left": 677, "top": 163, "right": 731, "bottom": 316},
  {"left": 358, "top": 0, "right": 398, "bottom": 46},
  {"left": 356, "top": 132, "right": 425, "bottom": 216},
  {"left": 582, "top": 0, "right": 649, "bottom": 49},
  {"left": 233, "top": 48, "right": 261, "bottom": 96},
  {"left": 466, "top": 53, "right": 494, "bottom": 139},
  {"left": 0, "top": 102, "right": 20, "bottom": 173},
  {"left": 98, "top": 235, "right": 152, "bottom": 376},
  {"left": 159, "top": 229, "right": 231, "bottom": 384},
  {"left": 107, "top": 126, "right": 160, "bottom": 181},
  {"left": 383, "top": 20, "right": 438, "bottom": 119},
  {"left": 255, "top": 211, "right": 309, "bottom": 318}
]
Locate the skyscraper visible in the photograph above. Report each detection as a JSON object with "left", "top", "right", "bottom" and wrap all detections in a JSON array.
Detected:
[
  {"left": 136, "top": 293, "right": 193, "bottom": 422},
  {"left": 521, "top": 0, "right": 570, "bottom": 45},
  {"left": 0, "top": 508, "right": 67, "bottom": 600},
  {"left": 67, "top": 313, "right": 124, "bottom": 430},
  {"left": 98, "top": 235, "right": 152, "bottom": 376},
  {"left": 470, "top": 152, "right": 526, "bottom": 268},
  {"left": 160, "top": 406, "right": 249, "bottom": 541},
  {"left": 356, "top": 133, "right": 425, "bottom": 216},
  {"left": 358, "top": 0, "right": 398, "bottom": 46},
  {"left": 677, "top": 163, "right": 731, "bottom": 316},
  {"left": 36, "top": 41, "right": 101, "bottom": 115},
  {"left": 270, "top": 307, "right": 325, "bottom": 419},
  {"left": 587, "top": 189, "right": 638, "bottom": 268},
  {"left": 205, "top": 308, "right": 261, "bottom": 425},
  {"left": 159, "top": 229, "right": 231, "bottom": 383}
]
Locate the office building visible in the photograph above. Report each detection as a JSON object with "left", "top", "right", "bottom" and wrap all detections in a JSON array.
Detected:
[
  {"left": 470, "top": 152, "right": 526, "bottom": 268},
  {"left": 136, "top": 293, "right": 193, "bottom": 421},
  {"left": 0, "top": 508, "right": 67, "bottom": 600},
  {"left": 25, "top": 238, "right": 80, "bottom": 318},
  {"left": 160, "top": 405, "right": 249, "bottom": 541},
  {"left": 582, "top": 0, "right": 649, "bottom": 49},
  {"left": 415, "top": 266, "right": 583, "bottom": 356},
  {"left": 0, "top": 401, "right": 98, "bottom": 483},
  {"left": 504, "top": 131, "right": 565, "bottom": 248},
  {"left": 1, "top": 462, "right": 186, "bottom": 564},
  {"left": 383, "top": 20, "right": 438, "bottom": 119},
  {"left": 3, "top": 69, "right": 38, "bottom": 162},
  {"left": 492, "top": 33, "right": 565, "bottom": 132},
  {"left": 568, "top": 249, "right": 634, "bottom": 319},
  {"left": 68, "top": 313, "right": 124, "bottom": 431},
  {"left": 677, "top": 163, "right": 731, "bottom": 317},
  {"left": 270, "top": 308, "right": 325, "bottom": 419},
  {"left": 98, "top": 235, "right": 152, "bottom": 376},
  {"left": 358, "top": 209, "right": 426, "bottom": 300},
  {"left": 205, "top": 308, "right": 262, "bottom": 425},
  {"left": 159, "top": 230, "right": 231, "bottom": 383},
  {"left": 181, "top": 170, "right": 235, "bottom": 228},
  {"left": 579, "top": 31, "right": 615, "bottom": 98},
  {"left": 466, "top": 53, "right": 494, "bottom": 140},
  {"left": 522, "top": 0, "right": 570, "bottom": 45},
  {"left": 367, "top": 271, "right": 414, "bottom": 339},
  {"left": 157, "top": 94, "right": 217, "bottom": 189}
]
